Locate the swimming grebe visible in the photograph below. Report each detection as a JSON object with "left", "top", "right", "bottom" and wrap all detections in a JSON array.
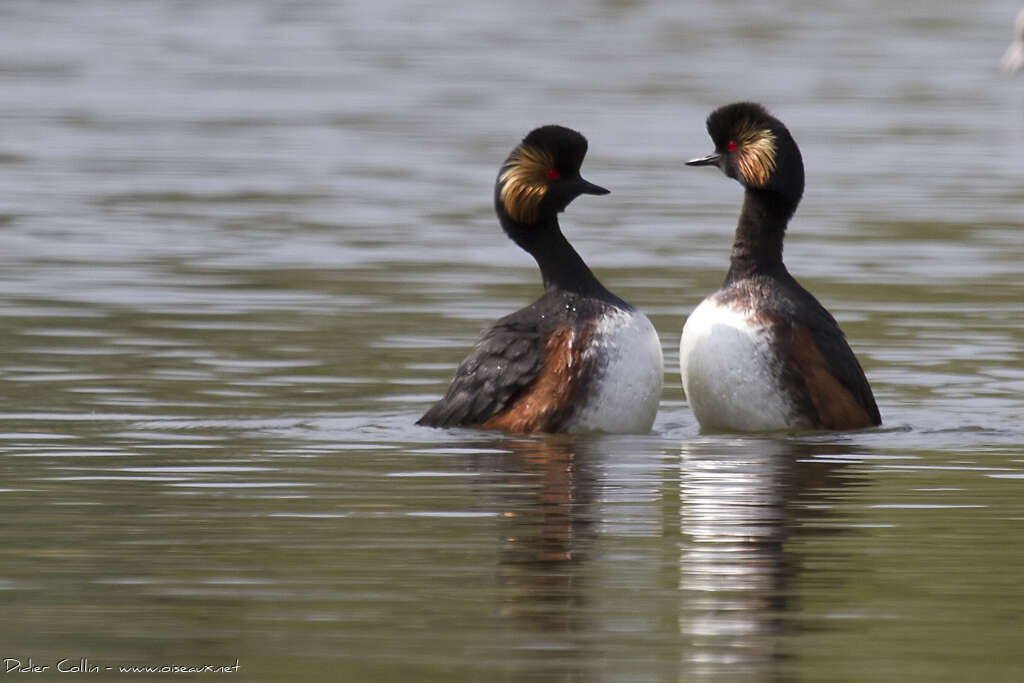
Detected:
[
  {"left": 418, "top": 126, "right": 663, "bottom": 433},
  {"left": 680, "top": 103, "right": 880, "bottom": 432}
]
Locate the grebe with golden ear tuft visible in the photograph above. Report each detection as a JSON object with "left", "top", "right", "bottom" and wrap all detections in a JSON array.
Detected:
[
  {"left": 418, "top": 126, "right": 663, "bottom": 434},
  {"left": 681, "top": 102, "right": 880, "bottom": 433}
]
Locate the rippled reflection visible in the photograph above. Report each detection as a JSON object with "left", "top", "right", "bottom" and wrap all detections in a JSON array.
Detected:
[
  {"left": 678, "top": 438, "right": 860, "bottom": 679},
  {"left": 473, "top": 439, "right": 596, "bottom": 633}
]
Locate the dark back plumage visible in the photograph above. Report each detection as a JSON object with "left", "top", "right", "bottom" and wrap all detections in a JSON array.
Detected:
[
  {"left": 418, "top": 126, "right": 630, "bottom": 432},
  {"left": 416, "top": 290, "right": 614, "bottom": 430}
]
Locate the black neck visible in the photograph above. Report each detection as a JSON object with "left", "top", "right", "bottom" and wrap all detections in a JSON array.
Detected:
[
  {"left": 725, "top": 188, "right": 797, "bottom": 283},
  {"left": 499, "top": 213, "right": 611, "bottom": 297}
]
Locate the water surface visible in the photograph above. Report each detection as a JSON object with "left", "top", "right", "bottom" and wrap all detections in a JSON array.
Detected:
[{"left": 0, "top": 0, "right": 1022, "bottom": 680}]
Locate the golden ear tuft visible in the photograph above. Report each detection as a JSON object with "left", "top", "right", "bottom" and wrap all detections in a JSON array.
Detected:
[
  {"left": 498, "top": 144, "right": 556, "bottom": 224},
  {"left": 734, "top": 125, "right": 777, "bottom": 189}
]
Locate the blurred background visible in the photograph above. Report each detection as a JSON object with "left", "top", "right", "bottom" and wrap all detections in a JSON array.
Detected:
[{"left": 0, "top": 0, "right": 1021, "bottom": 680}]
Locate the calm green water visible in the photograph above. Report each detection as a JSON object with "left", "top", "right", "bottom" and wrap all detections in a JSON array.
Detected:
[{"left": 1, "top": 0, "right": 1023, "bottom": 681}]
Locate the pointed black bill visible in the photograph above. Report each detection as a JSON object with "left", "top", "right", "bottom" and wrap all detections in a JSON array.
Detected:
[
  {"left": 577, "top": 177, "right": 610, "bottom": 195},
  {"left": 686, "top": 152, "right": 721, "bottom": 167}
]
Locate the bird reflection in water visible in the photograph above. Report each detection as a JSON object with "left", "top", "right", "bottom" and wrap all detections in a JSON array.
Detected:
[
  {"left": 459, "top": 434, "right": 865, "bottom": 680},
  {"left": 471, "top": 437, "right": 598, "bottom": 632},
  {"left": 678, "top": 437, "right": 864, "bottom": 679}
]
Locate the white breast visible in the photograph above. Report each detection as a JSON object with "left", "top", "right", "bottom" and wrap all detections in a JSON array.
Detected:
[
  {"left": 571, "top": 309, "right": 664, "bottom": 434},
  {"left": 679, "top": 297, "right": 801, "bottom": 432}
]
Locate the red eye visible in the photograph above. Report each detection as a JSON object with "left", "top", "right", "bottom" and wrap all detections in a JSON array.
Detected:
[
  {"left": 546, "top": 168, "right": 560, "bottom": 180},
  {"left": 726, "top": 140, "right": 737, "bottom": 152}
]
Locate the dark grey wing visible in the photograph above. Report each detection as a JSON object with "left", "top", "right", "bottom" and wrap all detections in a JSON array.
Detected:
[
  {"left": 779, "top": 279, "right": 881, "bottom": 428},
  {"left": 417, "top": 311, "right": 547, "bottom": 428},
  {"left": 802, "top": 311, "right": 881, "bottom": 425}
]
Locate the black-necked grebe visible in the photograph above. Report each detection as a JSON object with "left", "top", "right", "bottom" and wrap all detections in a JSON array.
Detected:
[
  {"left": 418, "top": 126, "right": 663, "bottom": 433},
  {"left": 680, "top": 103, "right": 880, "bottom": 432}
]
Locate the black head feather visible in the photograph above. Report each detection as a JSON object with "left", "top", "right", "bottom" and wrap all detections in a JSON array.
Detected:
[
  {"left": 705, "top": 102, "right": 776, "bottom": 151},
  {"left": 521, "top": 125, "right": 589, "bottom": 174},
  {"left": 697, "top": 102, "right": 804, "bottom": 207},
  {"left": 495, "top": 125, "right": 608, "bottom": 227}
]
